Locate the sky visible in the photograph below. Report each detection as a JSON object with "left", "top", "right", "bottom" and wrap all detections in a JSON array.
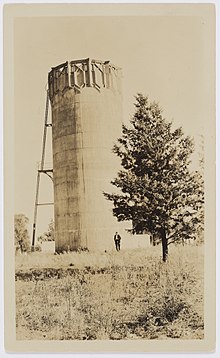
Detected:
[{"left": 13, "top": 8, "right": 214, "bottom": 238}]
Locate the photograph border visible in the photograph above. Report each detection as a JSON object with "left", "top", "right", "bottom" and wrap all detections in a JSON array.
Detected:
[{"left": 3, "top": 3, "right": 216, "bottom": 353}]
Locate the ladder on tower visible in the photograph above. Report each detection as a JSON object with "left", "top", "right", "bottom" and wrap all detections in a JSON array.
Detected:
[{"left": 31, "top": 90, "right": 54, "bottom": 251}]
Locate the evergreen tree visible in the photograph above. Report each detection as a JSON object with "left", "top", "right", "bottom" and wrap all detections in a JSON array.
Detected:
[{"left": 104, "top": 94, "right": 204, "bottom": 261}]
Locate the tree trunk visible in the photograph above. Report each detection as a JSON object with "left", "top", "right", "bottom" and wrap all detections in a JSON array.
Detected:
[
  {"left": 18, "top": 240, "right": 23, "bottom": 254},
  {"left": 161, "top": 228, "right": 168, "bottom": 262}
]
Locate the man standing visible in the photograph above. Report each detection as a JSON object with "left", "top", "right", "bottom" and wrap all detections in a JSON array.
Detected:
[{"left": 114, "top": 232, "right": 121, "bottom": 251}]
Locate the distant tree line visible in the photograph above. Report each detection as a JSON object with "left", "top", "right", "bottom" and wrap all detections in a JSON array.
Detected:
[
  {"left": 37, "top": 219, "right": 55, "bottom": 243},
  {"left": 14, "top": 215, "right": 54, "bottom": 253}
]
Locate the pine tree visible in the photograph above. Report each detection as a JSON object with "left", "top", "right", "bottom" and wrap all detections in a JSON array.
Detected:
[{"left": 104, "top": 94, "right": 204, "bottom": 261}]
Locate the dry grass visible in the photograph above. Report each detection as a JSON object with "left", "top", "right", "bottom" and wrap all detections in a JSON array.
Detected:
[{"left": 15, "top": 245, "right": 204, "bottom": 340}]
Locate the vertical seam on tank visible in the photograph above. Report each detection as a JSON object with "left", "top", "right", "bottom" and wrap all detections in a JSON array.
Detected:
[
  {"left": 74, "top": 95, "right": 81, "bottom": 250},
  {"left": 78, "top": 94, "right": 87, "bottom": 249}
]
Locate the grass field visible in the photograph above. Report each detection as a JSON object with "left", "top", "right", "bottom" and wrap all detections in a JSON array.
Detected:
[{"left": 15, "top": 244, "right": 204, "bottom": 340}]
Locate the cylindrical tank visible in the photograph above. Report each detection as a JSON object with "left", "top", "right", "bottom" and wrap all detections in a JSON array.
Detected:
[{"left": 48, "top": 58, "right": 123, "bottom": 252}]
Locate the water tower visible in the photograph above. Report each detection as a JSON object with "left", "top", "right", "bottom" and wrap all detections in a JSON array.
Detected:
[{"left": 48, "top": 58, "right": 122, "bottom": 252}]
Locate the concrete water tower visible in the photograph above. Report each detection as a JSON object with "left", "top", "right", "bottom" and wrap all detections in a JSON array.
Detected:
[{"left": 48, "top": 58, "right": 123, "bottom": 252}]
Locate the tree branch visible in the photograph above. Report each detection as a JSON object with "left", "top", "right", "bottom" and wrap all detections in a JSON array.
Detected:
[{"left": 167, "top": 239, "right": 178, "bottom": 246}]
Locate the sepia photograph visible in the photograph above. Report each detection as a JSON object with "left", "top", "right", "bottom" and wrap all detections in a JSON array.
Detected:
[{"left": 3, "top": 3, "right": 216, "bottom": 353}]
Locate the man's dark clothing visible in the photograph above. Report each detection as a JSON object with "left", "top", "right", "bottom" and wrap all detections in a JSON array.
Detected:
[{"left": 114, "top": 233, "right": 121, "bottom": 251}]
